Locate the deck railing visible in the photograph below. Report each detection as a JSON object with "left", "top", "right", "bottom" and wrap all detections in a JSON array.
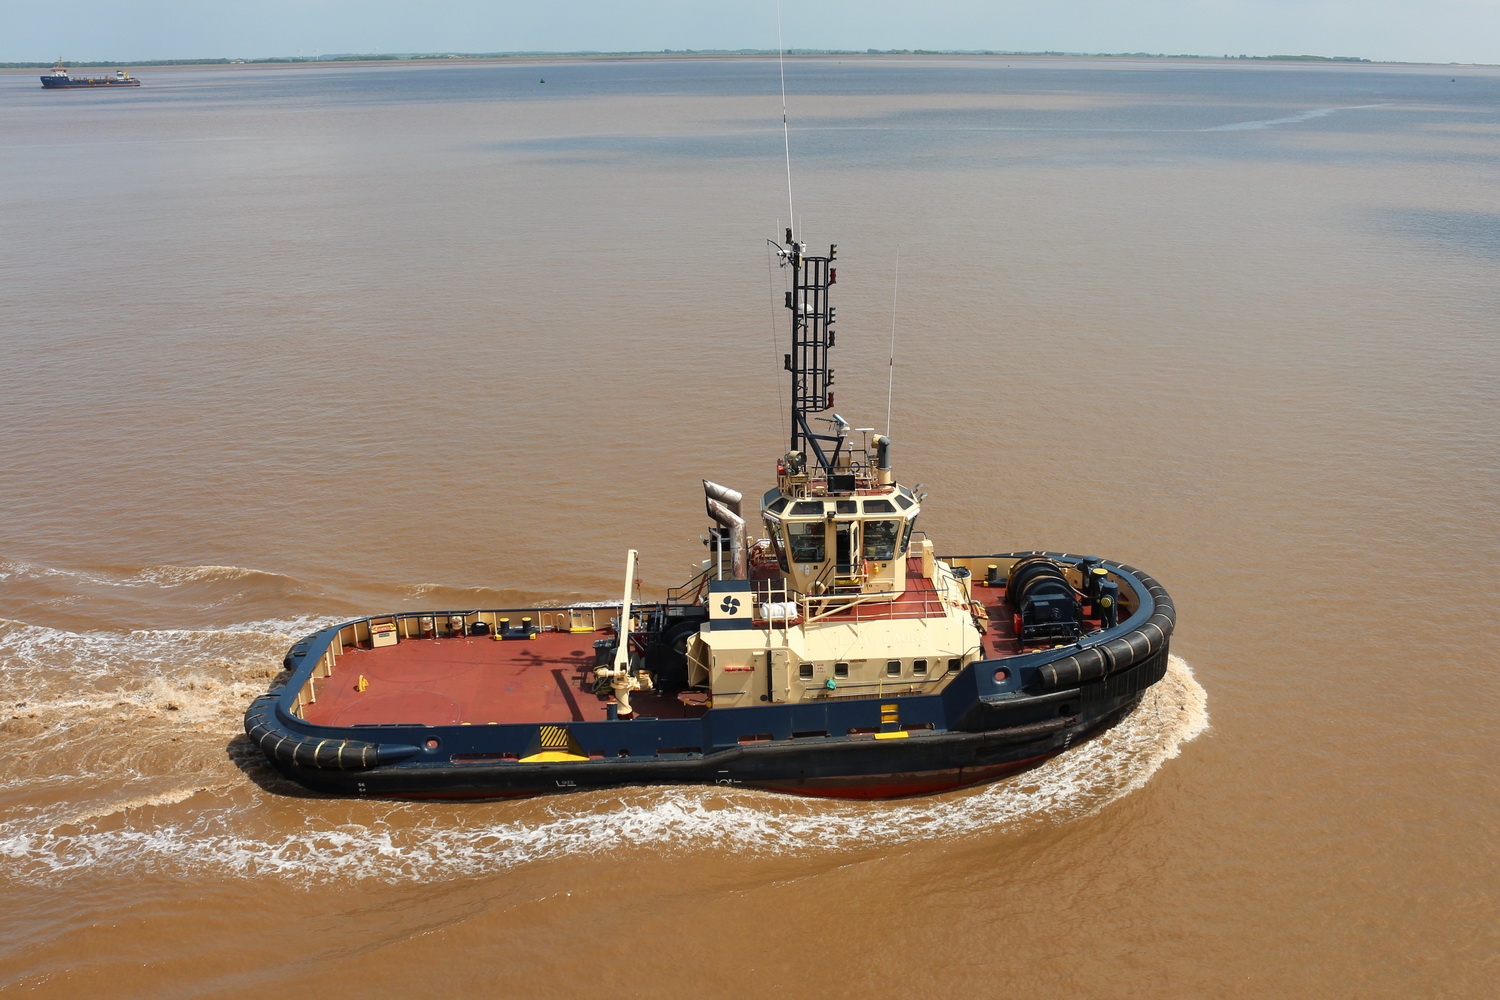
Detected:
[
  {"left": 747, "top": 571, "right": 959, "bottom": 628},
  {"left": 284, "top": 606, "right": 626, "bottom": 720}
]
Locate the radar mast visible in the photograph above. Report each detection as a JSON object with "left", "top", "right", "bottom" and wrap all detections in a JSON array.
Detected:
[{"left": 776, "top": 229, "right": 843, "bottom": 474}]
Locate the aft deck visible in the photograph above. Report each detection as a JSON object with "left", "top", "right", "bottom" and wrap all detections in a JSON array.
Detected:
[{"left": 299, "top": 629, "right": 698, "bottom": 728}]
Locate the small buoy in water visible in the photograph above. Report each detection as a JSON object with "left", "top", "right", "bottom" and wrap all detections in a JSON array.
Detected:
[{"left": 540, "top": 78, "right": 545, "bottom": 84}]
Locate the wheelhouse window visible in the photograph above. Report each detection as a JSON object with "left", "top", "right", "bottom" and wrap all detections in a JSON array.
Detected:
[
  {"left": 786, "top": 522, "right": 826, "bottom": 563},
  {"left": 862, "top": 519, "right": 900, "bottom": 561},
  {"left": 765, "top": 519, "right": 789, "bottom": 570}
]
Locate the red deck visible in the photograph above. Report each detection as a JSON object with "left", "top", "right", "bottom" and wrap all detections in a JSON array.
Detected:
[{"left": 300, "top": 630, "right": 684, "bottom": 728}]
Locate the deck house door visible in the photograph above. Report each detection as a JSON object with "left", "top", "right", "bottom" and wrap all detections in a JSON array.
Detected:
[{"left": 769, "top": 649, "right": 792, "bottom": 704}]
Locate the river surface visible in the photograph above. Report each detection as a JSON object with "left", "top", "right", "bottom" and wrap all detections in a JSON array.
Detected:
[{"left": 0, "top": 55, "right": 1495, "bottom": 997}]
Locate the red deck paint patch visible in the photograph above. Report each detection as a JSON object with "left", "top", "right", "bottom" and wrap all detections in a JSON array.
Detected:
[
  {"left": 332, "top": 691, "right": 461, "bottom": 726},
  {"left": 301, "top": 631, "right": 703, "bottom": 727}
]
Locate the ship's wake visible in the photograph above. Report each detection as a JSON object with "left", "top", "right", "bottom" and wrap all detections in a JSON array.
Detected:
[{"left": 0, "top": 655, "right": 1207, "bottom": 884}]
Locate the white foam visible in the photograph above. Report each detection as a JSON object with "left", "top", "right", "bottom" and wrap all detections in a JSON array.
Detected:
[
  {"left": 0, "top": 656, "right": 1208, "bottom": 885},
  {"left": 0, "top": 556, "right": 124, "bottom": 591},
  {"left": 124, "top": 564, "right": 269, "bottom": 587},
  {"left": 0, "top": 616, "right": 339, "bottom": 768},
  {"left": 47, "top": 783, "right": 233, "bottom": 827},
  {"left": 1202, "top": 103, "right": 1391, "bottom": 131}
]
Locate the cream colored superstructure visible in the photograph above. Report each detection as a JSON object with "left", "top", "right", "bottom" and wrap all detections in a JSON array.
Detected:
[
  {"left": 691, "top": 599, "right": 983, "bottom": 709},
  {"left": 685, "top": 447, "right": 986, "bottom": 708}
]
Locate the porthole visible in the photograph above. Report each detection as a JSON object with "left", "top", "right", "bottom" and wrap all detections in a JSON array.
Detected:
[{"left": 886, "top": 660, "right": 901, "bottom": 677}]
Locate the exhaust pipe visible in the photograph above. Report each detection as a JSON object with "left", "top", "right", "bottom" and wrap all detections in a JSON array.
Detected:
[
  {"left": 702, "top": 480, "right": 743, "bottom": 517},
  {"left": 705, "top": 498, "right": 748, "bottom": 580},
  {"left": 874, "top": 435, "right": 892, "bottom": 486}
]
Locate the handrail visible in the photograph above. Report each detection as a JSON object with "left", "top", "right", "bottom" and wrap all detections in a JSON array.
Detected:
[
  {"left": 746, "top": 572, "right": 957, "bottom": 626},
  {"left": 668, "top": 564, "right": 713, "bottom": 604}
]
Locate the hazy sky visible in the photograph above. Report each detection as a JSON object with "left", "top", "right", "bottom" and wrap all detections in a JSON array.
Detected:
[{"left": 8, "top": 0, "right": 1498, "bottom": 65}]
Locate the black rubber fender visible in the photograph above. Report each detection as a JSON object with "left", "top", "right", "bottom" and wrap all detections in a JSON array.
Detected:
[
  {"left": 243, "top": 693, "right": 419, "bottom": 771},
  {"left": 1034, "top": 562, "right": 1175, "bottom": 690}
]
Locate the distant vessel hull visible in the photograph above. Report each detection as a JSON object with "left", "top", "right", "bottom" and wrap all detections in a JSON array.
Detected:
[{"left": 40, "top": 70, "right": 141, "bottom": 88}]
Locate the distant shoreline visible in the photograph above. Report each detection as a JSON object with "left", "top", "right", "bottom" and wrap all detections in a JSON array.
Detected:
[{"left": 3, "top": 51, "right": 1493, "bottom": 72}]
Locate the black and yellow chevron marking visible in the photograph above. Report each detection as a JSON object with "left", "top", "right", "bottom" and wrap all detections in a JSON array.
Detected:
[{"left": 518, "top": 724, "right": 589, "bottom": 763}]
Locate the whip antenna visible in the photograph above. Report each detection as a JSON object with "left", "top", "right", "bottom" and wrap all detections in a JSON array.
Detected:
[
  {"left": 776, "top": 0, "right": 794, "bottom": 233},
  {"left": 886, "top": 245, "right": 900, "bottom": 436}
]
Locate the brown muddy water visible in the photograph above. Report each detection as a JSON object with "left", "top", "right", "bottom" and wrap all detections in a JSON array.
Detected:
[{"left": 0, "top": 56, "right": 1495, "bottom": 997}]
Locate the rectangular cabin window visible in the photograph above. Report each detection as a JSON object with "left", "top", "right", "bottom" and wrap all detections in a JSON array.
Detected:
[
  {"left": 786, "top": 521, "right": 826, "bottom": 563},
  {"left": 798, "top": 662, "right": 813, "bottom": 680},
  {"left": 946, "top": 658, "right": 960, "bottom": 673},
  {"left": 862, "top": 520, "right": 901, "bottom": 561},
  {"left": 886, "top": 660, "right": 902, "bottom": 677},
  {"left": 834, "top": 662, "right": 849, "bottom": 678},
  {"left": 913, "top": 658, "right": 928, "bottom": 676}
]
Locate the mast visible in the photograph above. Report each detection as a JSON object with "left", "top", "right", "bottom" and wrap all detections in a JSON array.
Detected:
[{"left": 777, "top": 229, "right": 842, "bottom": 473}]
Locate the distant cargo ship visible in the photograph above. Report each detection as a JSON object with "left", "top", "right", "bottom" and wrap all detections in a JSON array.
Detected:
[{"left": 40, "top": 60, "right": 141, "bottom": 88}]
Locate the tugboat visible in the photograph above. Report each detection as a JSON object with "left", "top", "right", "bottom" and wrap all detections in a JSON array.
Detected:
[
  {"left": 245, "top": 229, "right": 1176, "bottom": 800},
  {"left": 40, "top": 60, "right": 141, "bottom": 88}
]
